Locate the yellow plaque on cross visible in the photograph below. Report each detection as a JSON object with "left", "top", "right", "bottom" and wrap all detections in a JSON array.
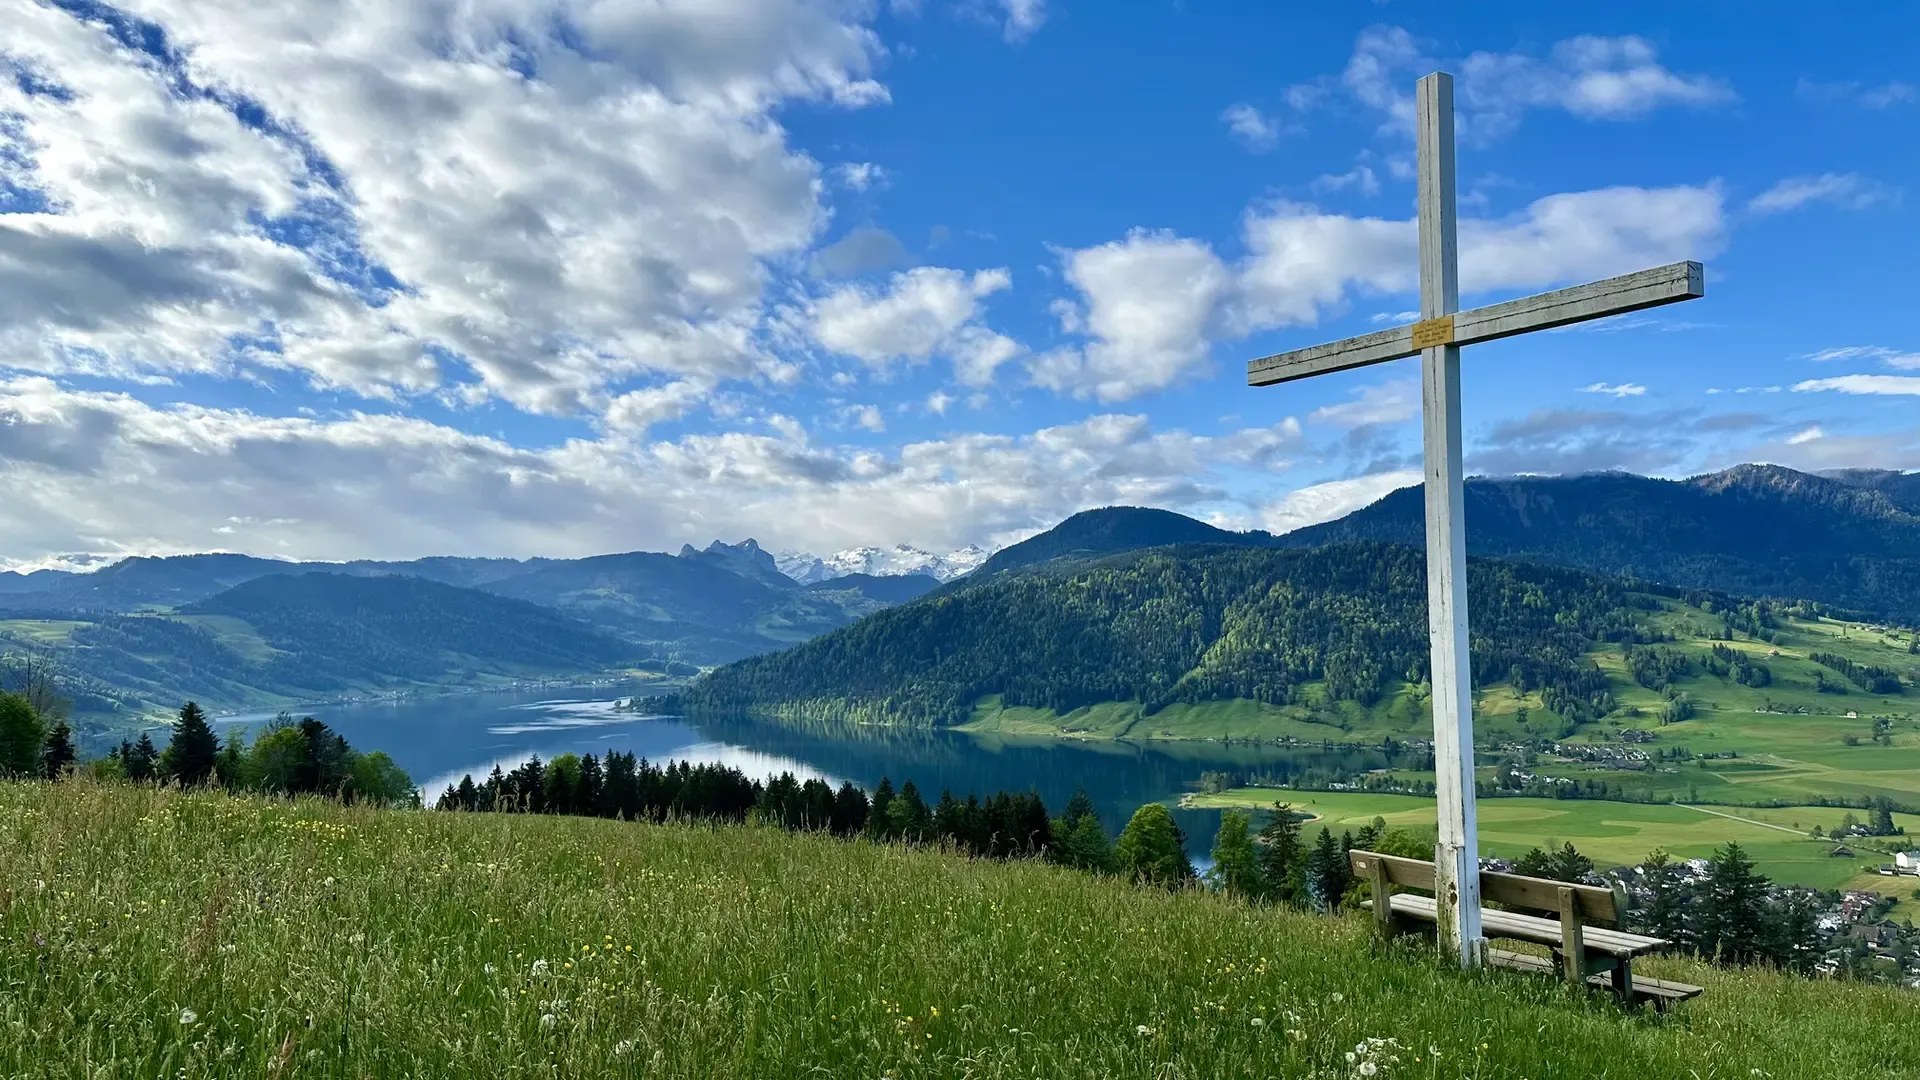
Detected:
[{"left": 1411, "top": 315, "right": 1454, "bottom": 350}]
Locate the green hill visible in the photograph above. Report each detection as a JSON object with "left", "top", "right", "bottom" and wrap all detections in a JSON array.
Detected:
[
  {"left": 4, "top": 781, "right": 1914, "bottom": 1078},
  {"left": 0, "top": 574, "right": 649, "bottom": 723},
  {"left": 1280, "top": 464, "right": 1920, "bottom": 621},
  {"left": 687, "top": 542, "right": 1656, "bottom": 729}
]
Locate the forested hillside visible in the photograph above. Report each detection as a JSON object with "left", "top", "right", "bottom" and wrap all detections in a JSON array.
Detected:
[
  {"left": 687, "top": 542, "right": 1672, "bottom": 728},
  {"left": 1280, "top": 465, "right": 1920, "bottom": 619}
]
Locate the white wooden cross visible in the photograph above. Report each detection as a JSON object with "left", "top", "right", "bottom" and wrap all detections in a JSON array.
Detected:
[{"left": 1246, "top": 71, "right": 1705, "bottom": 968}]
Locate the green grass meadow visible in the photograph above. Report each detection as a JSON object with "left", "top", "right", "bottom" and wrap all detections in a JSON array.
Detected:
[
  {"left": 5, "top": 781, "right": 1920, "bottom": 1079},
  {"left": 1185, "top": 789, "right": 1919, "bottom": 893}
]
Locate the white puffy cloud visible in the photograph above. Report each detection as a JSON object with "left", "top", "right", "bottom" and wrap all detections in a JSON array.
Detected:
[
  {"left": 1221, "top": 104, "right": 1284, "bottom": 152},
  {"left": 1036, "top": 183, "right": 1724, "bottom": 402},
  {"left": 1794, "top": 376, "right": 1920, "bottom": 396},
  {"left": 808, "top": 266, "right": 1019, "bottom": 384},
  {"left": 1749, "top": 173, "right": 1896, "bottom": 214},
  {"left": 0, "top": 0, "right": 893, "bottom": 418},
  {"left": 0, "top": 377, "right": 1311, "bottom": 564},
  {"left": 1258, "top": 470, "right": 1420, "bottom": 535},
  {"left": 1030, "top": 230, "right": 1234, "bottom": 402},
  {"left": 1291, "top": 27, "right": 1731, "bottom": 143}
]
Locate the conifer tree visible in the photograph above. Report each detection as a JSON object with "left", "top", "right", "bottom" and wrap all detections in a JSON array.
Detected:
[
  {"left": 832, "top": 781, "right": 869, "bottom": 837},
  {"left": 888, "top": 780, "right": 932, "bottom": 843},
  {"left": 40, "top": 718, "right": 75, "bottom": 779},
  {"left": 1638, "top": 849, "right": 1691, "bottom": 949},
  {"left": 159, "top": 701, "right": 219, "bottom": 786},
  {"left": 1209, "top": 811, "right": 1264, "bottom": 900},
  {"left": 1699, "top": 842, "right": 1769, "bottom": 965},
  {"left": 863, "top": 778, "right": 896, "bottom": 841},
  {"left": 126, "top": 733, "right": 159, "bottom": 782},
  {"left": 1304, "top": 827, "right": 1350, "bottom": 912},
  {"left": 1547, "top": 841, "right": 1595, "bottom": 883},
  {"left": 1256, "top": 803, "right": 1304, "bottom": 907}
]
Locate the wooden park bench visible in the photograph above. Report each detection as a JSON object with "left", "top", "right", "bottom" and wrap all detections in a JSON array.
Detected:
[{"left": 1348, "top": 850, "right": 1704, "bottom": 1011}]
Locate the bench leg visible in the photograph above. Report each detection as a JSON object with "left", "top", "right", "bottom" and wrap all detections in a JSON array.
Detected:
[
  {"left": 1610, "top": 958, "right": 1634, "bottom": 1004},
  {"left": 1556, "top": 887, "right": 1584, "bottom": 985}
]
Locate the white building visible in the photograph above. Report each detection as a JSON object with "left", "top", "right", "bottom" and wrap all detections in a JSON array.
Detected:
[{"left": 1895, "top": 851, "right": 1920, "bottom": 873}]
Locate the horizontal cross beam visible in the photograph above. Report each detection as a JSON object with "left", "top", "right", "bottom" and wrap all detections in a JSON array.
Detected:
[{"left": 1247, "top": 260, "right": 1704, "bottom": 387}]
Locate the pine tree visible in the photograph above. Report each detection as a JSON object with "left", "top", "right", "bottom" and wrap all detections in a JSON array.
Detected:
[
  {"left": 863, "top": 778, "right": 896, "bottom": 841},
  {"left": 1304, "top": 827, "right": 1350, "bottom": 912},
  {"left": 1638, "top": 849, "right": 1691, "bottom": 949},
  {"left": 1512, "top": 847, "right": 1554, "bottom": 879},
  {"left": 1256, "top": 803, "right": 1305, "bottom": 906},
  {"left": 0, "top": 692, "right": 45, "bottom": 778},
  {"left": 1060, "top": 789, "right": 1097, "bottom": 832},
  {"left": 159, "top": 701, "right": 219, "bottom": 787},
  {"left": 888, "top": 780, "right": 932, "bottom": 843},
  {"left": 832, "top": 781, "right": 869, "bottom": 837},
  {"left": 1114, "top": 803, "right": 1193, "bottom": 888},
  {"left": 1699, "top": 842, "right": 1769, "bottom": 965},
  {"left": 1059, "top": 813, "right": 1114, "bottom": 873},
  {"left": 40, "top": 718, "right": 75, "bottom": 780},
  {"left": 1547, "top": 841, "right": 1594, "bottom": 883},
  {"left": 126, "top": 733, "right": 159, "bottom": 783},
  {"left": 1209, "top": 811, "right": 1264, "bottom": 900}
]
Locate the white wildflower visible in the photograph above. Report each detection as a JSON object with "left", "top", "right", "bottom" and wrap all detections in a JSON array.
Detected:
[
  {"left": 178, "top": 1008, "right": 198, "bottom": 1026},
  {"left": 1359, "top": 1064, "right": 1378, "bottom": 1077},
  {"left": 1250, "top": 1017, "right": 1265, "bottom": 1027},
  {"left": 1135, "top": 1025, "right": 1152, "bottom": 1036},
  {"left": 613, "top": 1040, "right": 636, "bottom": 1057},
  {"left": 322, "top": 877, "right": 335, "bottom": 888},
  {"left": 531, "top": 959, "right": 550, "bottom": 977},
  {"left": 539, "top": 1013, "right": 557, "bottom": 1029},
  {"left": 1330, "top": 992, "right": 1344, "bottom": 1003}
]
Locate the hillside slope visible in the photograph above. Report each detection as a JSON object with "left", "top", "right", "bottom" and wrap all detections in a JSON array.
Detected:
[
  {"left": 688, "top": 542, "right": 1649, "bottom": 728},
  {"left": 5, "top": 782, "right": 1913, "bottom": 1079},
  {"left": 6, "top": 574, "right": 646, "bottom": 721},
  {"left": 1280, "top": 465, "right": 1920, "bottom": 619}
]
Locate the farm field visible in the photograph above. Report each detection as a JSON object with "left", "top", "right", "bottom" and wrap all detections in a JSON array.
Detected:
[
  {"left": 6, "top": 780, "right": 1920, "bottom": 1079},
  {"left": 1181, "top": 789, "right": 1920, "bottom": 894}
]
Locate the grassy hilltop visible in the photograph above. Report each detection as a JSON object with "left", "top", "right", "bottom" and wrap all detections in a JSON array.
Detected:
[{"left": 5, "top": 781, "right": 1919, "bottom": 1079}]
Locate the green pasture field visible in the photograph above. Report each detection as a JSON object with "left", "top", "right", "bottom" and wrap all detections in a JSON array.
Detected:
[
  {"left": 1181, "top": 788, "right": 1920, "bottom": 894},
  {"left": 6, "top": 780, "right": 1920, "bottom": 1079}
]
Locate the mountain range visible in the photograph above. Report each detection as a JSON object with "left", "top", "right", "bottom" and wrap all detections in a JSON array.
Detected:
[
  {"left": 774, "top": 544, "right": 990, "bottom": 584},
  {"left": 2, "top": 463, "right": 1915, "bottom": 726}
]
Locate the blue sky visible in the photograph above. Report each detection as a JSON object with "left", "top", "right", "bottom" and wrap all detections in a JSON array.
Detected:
[{"left": 0, "top": 0, "right": 1915, "bottom": 569}]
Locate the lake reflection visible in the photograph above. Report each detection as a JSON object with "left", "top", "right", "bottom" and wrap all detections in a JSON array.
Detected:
[{"left": 214, "top": 687, "right": 1406, "bottom": 854}]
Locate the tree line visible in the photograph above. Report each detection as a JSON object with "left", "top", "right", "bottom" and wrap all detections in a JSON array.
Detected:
[
  {"left": 0, "top": 691, "right": 415, "bottom": 806},
  {"left": 436, "top": 756, "right": 1207, "bottom": 886}
]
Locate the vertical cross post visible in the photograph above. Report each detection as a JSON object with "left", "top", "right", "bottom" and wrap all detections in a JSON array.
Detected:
[{"left": 1415, "top": 71, "right": 1484, "bottom": 968}]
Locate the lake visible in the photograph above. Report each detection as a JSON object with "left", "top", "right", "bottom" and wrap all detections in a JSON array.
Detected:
[{"left": 214, "top": 686, "right": 1408, "bottom": 861}]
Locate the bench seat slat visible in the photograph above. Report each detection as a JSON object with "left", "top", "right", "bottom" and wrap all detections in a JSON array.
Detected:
[
  {"left": 1369, "top": 894, "right": 1669, "bottom": 955},
  {"left": 1487, "top": 950, "right": 1703, "bottom": 1002}
]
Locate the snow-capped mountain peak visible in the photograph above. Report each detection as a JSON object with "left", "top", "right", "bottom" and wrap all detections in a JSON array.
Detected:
[{"left": 774, "top": 543, "right": 991, "bottom": 583}]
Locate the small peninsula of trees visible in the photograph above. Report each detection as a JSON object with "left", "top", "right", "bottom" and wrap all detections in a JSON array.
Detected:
[{"left": 0, "top": 690, "right": 415, "bottom": 805}]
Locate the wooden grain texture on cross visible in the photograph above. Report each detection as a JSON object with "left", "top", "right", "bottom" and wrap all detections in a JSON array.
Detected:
[{"left": 1246, "top": 260, "right": 1706, "bottom": 387}]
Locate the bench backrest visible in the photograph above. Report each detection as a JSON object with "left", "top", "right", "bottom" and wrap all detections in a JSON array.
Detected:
[{"left": 1348, "top": 849, "right": 1619, "bottom": 925}]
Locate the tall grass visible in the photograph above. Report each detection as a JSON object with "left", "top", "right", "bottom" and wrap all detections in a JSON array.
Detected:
[{"left": 2, "top": 779, "right": 1915, "bottom": 1078}]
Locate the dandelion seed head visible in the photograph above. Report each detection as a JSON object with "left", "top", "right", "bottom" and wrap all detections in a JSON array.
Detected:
[{"left": 178, "top": 1008, "right": 197, "bottom": 1026}]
